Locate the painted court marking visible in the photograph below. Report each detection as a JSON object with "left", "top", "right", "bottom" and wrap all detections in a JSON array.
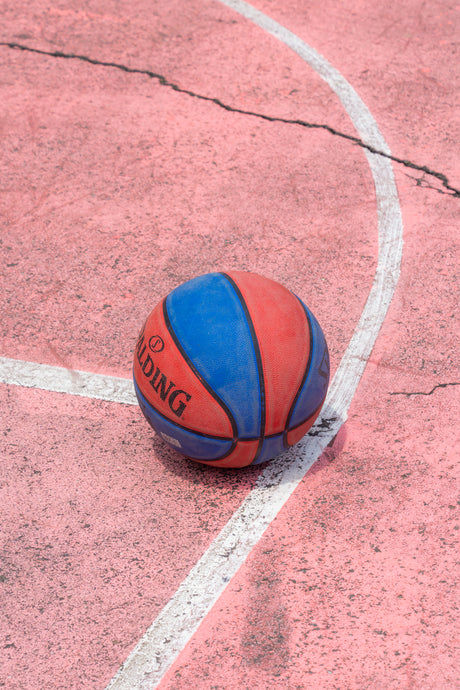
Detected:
[
  {"left": 0, "top": 357, "right": 137, "bottom": 406},
  {"left": 0, "top": 2, "right": 403, "bottom": 689}
]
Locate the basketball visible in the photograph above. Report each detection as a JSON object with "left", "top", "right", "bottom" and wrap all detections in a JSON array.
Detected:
[{"left": 133, "top": 271, "right": 330, "bottom": 468}]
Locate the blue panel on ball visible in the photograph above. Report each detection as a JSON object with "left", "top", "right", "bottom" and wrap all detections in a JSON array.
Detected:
[
  {"left": 252, "top": 433, "right": 286, "bottom": 465},
  {"left": 165, "top": 273, "right": 262, "bottom": 439},
  {"left": 289, "top": 301, "right": 330, "bottom": 428},
  {"left": 134, "top": 379, "right": 233, "bottom": 461}
]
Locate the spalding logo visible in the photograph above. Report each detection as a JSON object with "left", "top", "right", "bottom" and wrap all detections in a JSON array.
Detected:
[
  {"left": 135, "top": 332, "right": 191, "bottom": 419},
  {"left": 149, "top": 335, "right": 164, "bottom": 353}
]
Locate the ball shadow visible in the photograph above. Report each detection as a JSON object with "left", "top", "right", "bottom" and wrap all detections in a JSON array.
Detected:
[{"left": 148, "top": 432, "right": 262, "bottom": 489}]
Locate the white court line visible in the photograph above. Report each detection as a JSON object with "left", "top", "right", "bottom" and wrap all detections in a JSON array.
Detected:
[
  {"left": 0, "top": 2, "right": 403, "bottom": 688},
  {"left": 103, "top": 2, "right": 403, "bottom": 689},
  {"left": 0, "top": 356, "right": 137, "bottom": 406}
]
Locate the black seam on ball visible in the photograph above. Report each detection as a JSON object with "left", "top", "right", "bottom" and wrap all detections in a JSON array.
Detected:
[
  {"left": 220, "top": 273, "right": 266, "bottom": 465},
  {"left": 283, "top": 299, "right": 314, "bottom": 449}
]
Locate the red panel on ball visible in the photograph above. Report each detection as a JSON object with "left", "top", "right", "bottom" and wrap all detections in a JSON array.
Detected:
[
  {"left": 133, "top": 300, "right": 234, "bottom": 439},
  {"left": 227, "top": 271, "right": 311, "bottom": 436}
]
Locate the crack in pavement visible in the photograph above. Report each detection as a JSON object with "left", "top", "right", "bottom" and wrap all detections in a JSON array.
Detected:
[
  {"left": 390, "top": 382, "right": 459, "bottom": 397},
  {"left": 2, "top": 41, "right": 459, "bottom": 198}
]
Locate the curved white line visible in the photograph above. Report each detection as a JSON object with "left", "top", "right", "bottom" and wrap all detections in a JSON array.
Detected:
[{"left": 105, "top": 2, "right": 403, "bottom": 689}]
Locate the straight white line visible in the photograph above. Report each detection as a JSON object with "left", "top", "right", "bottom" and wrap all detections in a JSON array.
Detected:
[
  {"left": 104, "top": 2, "right": 403, "bottom": 689},
  {"left": 0, "top": 356, "right": 137, "bottom": 406}
]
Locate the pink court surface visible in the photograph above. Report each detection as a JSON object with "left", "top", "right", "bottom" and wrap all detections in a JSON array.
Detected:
[{"left": 1, "top": 1, "right": 459, "bottom": 688}]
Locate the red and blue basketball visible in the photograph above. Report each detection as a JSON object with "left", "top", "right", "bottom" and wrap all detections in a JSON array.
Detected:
[{"left": 133, "top": 271, "right": 329, "bottom": 468}]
